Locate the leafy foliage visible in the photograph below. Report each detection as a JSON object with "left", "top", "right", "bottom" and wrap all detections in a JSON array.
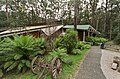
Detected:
[
  {"left": 63, "top": 29, "right": 78, "bottom": 54},
  {"left": 0, "top": 69, "right": 3, "bottom": 77},
  {"left": 72, "top": 49, "right": 81, "bottom": 55},
  {"left": 76, "top": 41, "right": 91, "bottom": 50},
  {"left": 0, "top": 11, "right": 9, "bottom": 28},
  {"left": 54, "top": 36, "right": 64, "bottom": 48},
  {"left": 49, "top": 48, "right": 68, "bottom": 62},
  {"left": 54, "top": 29, "right": 78, "bottom": 54},
  {"left": 0, "top": 35, "right": 45, "bottom": 72},
  {"left": 86, "top": 37, "right": 108, "bottom": 45}
]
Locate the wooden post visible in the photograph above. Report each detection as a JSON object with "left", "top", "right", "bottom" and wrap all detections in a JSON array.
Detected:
[
  {"left": 88, "top": 31, "right": 90, "bottom": 37},
  {"left": 83, "top": 31, "right": 85, "bottom": 42}
]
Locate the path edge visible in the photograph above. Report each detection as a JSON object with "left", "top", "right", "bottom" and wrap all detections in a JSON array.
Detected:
[{"left": 72, "top": 48, "right": 91, "bottom": 79}]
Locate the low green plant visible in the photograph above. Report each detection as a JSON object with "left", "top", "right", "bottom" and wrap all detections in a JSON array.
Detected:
[
  {"left": 77, "top": 41, "right": 91, "bottom": 50},
  {"left": 77, "top": 41, "right": 84, "bottom": 49},
  {"left": 86, "top": 36, "right": 108, "bottom": 45},
  {"left": 0, "top": 35, "right": 45, "bottom": 73},
  {"left": 3, "top": 49, "right": 89, "bottom": 79},
  {"left": 54, "top": 37, "right": 64, "bottom": 48},
  {"left": 72, "top": 49, "right": 81, "bottom": 55},
  {"left": 83, "top": 44, "right": 91, "bottom": 49},
  {"left": 60, "top": 49, "right": 88, "bottom": 79},
  {"left": 49, "top": 48, "right": 68, "bottom": 62}
]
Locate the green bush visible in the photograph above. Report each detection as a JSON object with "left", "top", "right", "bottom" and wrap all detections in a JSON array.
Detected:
[
  {"left": 86, "top": 37, "right": 108, "bottom": 45},
  {"left": 77, "top": 41, "right": 91, "bottom": 50},
  {"left": 0, "top": 35, "right": 45, "bottom": 73},
  {"left": 54, "top": 29, "right": 78, "bottom": 54},
  {"left": 63, "top": 29, "right": 78, "bottom": 54},
  {"left": 77, "top": 41, "right": 84, "bottom": 49},
  {"left": 54, "top": 37, "right": 64, "bottom": 48},
  {"left": 49, "top": 48, "right": 68, "bottom": 62},
  {"left": 114, "top": 33, "right": 120, "bottom": 45},
  {"left": 83, "top": 44, "right": 91, "bottom": 49},
  {"left": 72, "top": 49, "right": 81, "bottom": 55}
]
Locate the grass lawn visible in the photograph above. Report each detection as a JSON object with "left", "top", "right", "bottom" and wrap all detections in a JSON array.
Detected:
[
  {"left": 3, "top": 49, "right": 88, "bottom": 79},
  {"left": 60, "top": 49, "right": 88, "bottom": 79}
]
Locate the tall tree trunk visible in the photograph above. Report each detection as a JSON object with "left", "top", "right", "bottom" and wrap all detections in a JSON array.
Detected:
[
  {"left": 74, "top": 0, "right": 78, "bottom": 30},
  {"left": 6, "top": 0, "right": 8, "bottom": 19},
  {"left": 109, "top": 21, "right": 112, "bottom": 40},
  {"left": 89, "top": 0, "right": 98, "bottom": 28},
  {"left": 109, "top": 3, "right": 113, "bottom": 40},
  {"left": 96, "top": 18, "right": 99, "bottom": 30},
  {"left": 104, "top": 0, "right": 108, "bottom": 35}
]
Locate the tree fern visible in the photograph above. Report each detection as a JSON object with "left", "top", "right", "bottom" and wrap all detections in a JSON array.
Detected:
[
  {"left": 49, "top": 48, "right": 68, "bottom": 62},
  {"left": 4, "top": 61, "right": 14, "bottom": 69},
  {"left": 0, "top": 35, "right": 45, "bottom": 73},
  {"left": 6, "top": 62, "right": 18, "bottom": 72}
]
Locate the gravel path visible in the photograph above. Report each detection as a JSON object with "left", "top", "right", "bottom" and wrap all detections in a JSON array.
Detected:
[
  {"left": 101, "top": 50, "right": 120, "bottom": 79},
  {"left": 75, "top": 46, "right": 106, "bottom": 79}
]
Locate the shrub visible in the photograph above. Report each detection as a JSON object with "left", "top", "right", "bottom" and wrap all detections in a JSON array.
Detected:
[
  {"left": 86, "top": 37, "right": 108, "bottom": 45},
  {"left": 83, "top": 44, "right": 91, "bottom": 49},
  {"left": 77, "top": 41, "right": 91, "bottom": 50},
  {"left": 63, "top": 29, "right": 78, "bottom": 54},
  {"left": 49, "top": 48, "right": 68, "bottom": 62},
  {"left": 72, "top": 49, "right": 81, "bottom": 55},
  {"left": 0, "top": 35, "right": 45, "bottom": 73},
  {"left": 54, "top": 37, "right": 64, "bottom": 48},
  {"left": 54, "top": 29, "right": 78, "bottom": 54},
  {"left": 77, "top": 41, "right": 84, "bottom": 49},
  {"left": 96, "top": 33, "right": 104, "bottom": 37},
  {"left": 114, "top": 33, "right": 120, "bottom": 45}
]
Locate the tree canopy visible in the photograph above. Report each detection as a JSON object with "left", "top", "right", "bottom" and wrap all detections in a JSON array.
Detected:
[{"left": 0, "top": 0, "right": 120, "bottom": 39}]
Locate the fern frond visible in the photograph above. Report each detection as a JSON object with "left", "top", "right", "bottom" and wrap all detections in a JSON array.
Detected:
[
  {"left": 6, "top": 62, "right": 18, "bottom": 72},
  {"left": 4, "top": 61, "right": 14, "bottom": 69}
]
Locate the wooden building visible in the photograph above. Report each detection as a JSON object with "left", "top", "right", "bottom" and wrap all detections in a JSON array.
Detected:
[
  {"left": 0, "top": 25, "right": 64, "bottom": 39},
  {"left": 63, "top": 25, "right": 100, "bottom": 41}
]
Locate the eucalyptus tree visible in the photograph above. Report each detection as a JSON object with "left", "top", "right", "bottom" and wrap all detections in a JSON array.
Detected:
[
  {"left": 87, "top": 0, "right": 99, "bottom": 28},
  {"left": 64, "top": 0, "right": 74, "bottom": 24},
  {"left": 0, "top": 0, "right": 10, "bottom": 28},
  {"left": 109, "top": 0, "right": 120, "bottom": 39},
  {"left": 6, "top": 0, "right": 8, "bottom": 19}
]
